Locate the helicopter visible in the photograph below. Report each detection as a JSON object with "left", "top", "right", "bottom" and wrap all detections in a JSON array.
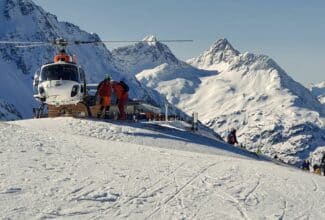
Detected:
[
  {"left": 0, "top": 38, "right": 193, "bottom": 118},
  {"left": 33, "top": 42, "right": 85, "bottom": 106}
]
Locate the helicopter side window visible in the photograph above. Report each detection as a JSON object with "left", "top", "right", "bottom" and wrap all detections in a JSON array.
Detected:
[
  {"left": 79, "top": 68, "right": 86, "bottom": 83},
  {"left": 33, "top": 70, "right": 40, "bottom": 86},
  {"left": 41, "top": 64, "right": 79, "bottom": 82}
]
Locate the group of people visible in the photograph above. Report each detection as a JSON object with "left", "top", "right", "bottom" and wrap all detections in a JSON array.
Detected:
[
  {"left": 96, "top": 74, "right": 129, "bottom": 120},
  {"left": 226, "top": 128, "right": 325, "bottom": 176}
]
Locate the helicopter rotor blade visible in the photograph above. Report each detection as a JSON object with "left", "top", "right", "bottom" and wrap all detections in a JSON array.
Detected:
[
  {"left": 0, "top": 38, "right": 193, "bottom": 48},
  {"left": 73, "top": 40, "right": 193, "bottom": 45},
  {"left": 0, "top": 41, "right": 49, "bottom": 45},
  {"left": 15, "top": 43, "right": 52, "bottom": 48}
]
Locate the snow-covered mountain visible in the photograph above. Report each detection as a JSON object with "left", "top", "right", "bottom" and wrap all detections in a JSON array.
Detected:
[
  {"left": 0, "top": 0, "right": 166, "bottom": 119},
  {"left": 1, "top": 118, "right": 325, "bottom": 219},
  {"left": 112, "top": 35, "right": 181, "bottom": 75},
  {"left": 113, "top": 35, "right": 217, "bottom": 106},
  {"left": 136, "top": 38, "right": 325, "bottom": 164},
  {"left": 310, "top": 81, "right": 325, "bottom": 104}
]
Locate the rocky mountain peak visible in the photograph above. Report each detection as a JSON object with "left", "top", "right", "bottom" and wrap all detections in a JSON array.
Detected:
[
  {"left": 141, "top": 35, "right": 158, "bottom": 47},
  {"left": 187, "top": 38, "right": 239, "bottom": 71},
  {"left": 112, "top": 35, "right": 180, "bottom": 74},
  {"left": 206, "top": 38, "right": 240, "bottom": 61},
  {"left": 210, "top": 38, "right": 238, "bottom": 54},
  {"left": 142, "top": 35, "right": 157, "bottom": 42}
]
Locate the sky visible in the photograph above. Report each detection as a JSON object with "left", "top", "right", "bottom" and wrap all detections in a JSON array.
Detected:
[{"left": 33, "top": 0, "right": 324, "bottom": 85}]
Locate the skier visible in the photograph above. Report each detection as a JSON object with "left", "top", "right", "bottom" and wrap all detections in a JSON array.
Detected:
[
  {"left": 301, "top": 159, "right": 310, "bottom": 171},
  {"left": 227, "top": 128, "right": 238, "bottom": 145},
  {"left": 96, "top": 74, "right": 112, "bottom": 118},
  {"left": 112, "top": 80, "right": 129, "bottom": 120}
]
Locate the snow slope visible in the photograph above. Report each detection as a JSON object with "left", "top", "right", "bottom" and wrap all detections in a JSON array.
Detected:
[
  {"left": 0, "top": 0, "right": 166, "bottom": 118},
  {"left": 1, "top": 118, "right": 325, "bottom": 219},
  {"left": 0, "top": 98, "right": 22, "bottom": 120},
  {"left": 137, "top": 39, "right": 325, "bottom": 165}
]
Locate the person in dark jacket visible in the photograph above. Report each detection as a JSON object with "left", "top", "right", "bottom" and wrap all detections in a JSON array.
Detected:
[
  {"left": 227, "top": 128, "right": 238, "bottom": 145},
  {"left": 301, "top": 159, "right": 310, "bottom": 171},
  {"left": 97, "top": 74, "right": 112, "bottom": 118},
  {"left": 112, "top": 80, "right": 129, "bottom": 120}
]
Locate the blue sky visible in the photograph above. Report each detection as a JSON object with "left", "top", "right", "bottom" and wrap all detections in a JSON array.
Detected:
[{"left": 33, "top": 0, "right": 324, "bottom": 85}]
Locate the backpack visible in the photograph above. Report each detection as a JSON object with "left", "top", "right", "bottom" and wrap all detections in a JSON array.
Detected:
[
  {"left": 120, "top": 81, "right": 129, "bottom": 92},
  {"left": 227, "top": 133, "right": 234, "bottom": 144}
]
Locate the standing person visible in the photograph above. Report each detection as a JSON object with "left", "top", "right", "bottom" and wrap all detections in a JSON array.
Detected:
[
  {"left": 112, "top": 80, "right": 129, "bottom": 120},
  {"left": 301, "top": 159, "right": 310, "bottom": 171},
  {"left": 97, "top": 74, "right": 112, "bottom": 119},
  {"left": 321, "top": 153, "right": 325, "bottom": 176},
  {"left": 227, "top": 128, "right": 238, "bottom": 145}
]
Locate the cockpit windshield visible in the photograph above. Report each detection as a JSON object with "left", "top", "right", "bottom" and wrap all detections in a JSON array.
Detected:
[{"left": 41, "top": 64, "right": 79, "bottom": 82}]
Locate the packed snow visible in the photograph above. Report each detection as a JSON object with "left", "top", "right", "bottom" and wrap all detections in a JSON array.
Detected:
[{"left": 1, "top": 118, "right": 325, "bottom": 219}]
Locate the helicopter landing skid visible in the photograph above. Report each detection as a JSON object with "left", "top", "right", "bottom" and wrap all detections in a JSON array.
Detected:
[
  {"left": 33, "top": 103, "right": 47, "bottom": 118},
  {"left": 47, "top": 102, "right": 90, "bottom": 118}
]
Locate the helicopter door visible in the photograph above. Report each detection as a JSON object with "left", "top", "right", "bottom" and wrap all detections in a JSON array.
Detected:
[{"left": 79, "top": 67, "right": 86, "bottom": 95}]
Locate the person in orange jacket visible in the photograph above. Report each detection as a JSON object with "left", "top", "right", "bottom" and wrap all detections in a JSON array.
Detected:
[
  {"left": 54, "top": 49, "right": 71, "bottom": 62},
  {"left": 112, "top": 80, "right": 129, "bottom": 120},
  {"left": 97, "top": 74, "right": 112, "bottom": 118}
]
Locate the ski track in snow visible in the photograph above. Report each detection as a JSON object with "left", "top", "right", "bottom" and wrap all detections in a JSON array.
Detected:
[{"left": 1, "top": 118, "right": 325, "bottom": 219}]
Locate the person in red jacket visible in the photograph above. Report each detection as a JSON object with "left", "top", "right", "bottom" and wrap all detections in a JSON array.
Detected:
[
  {"left": 112, "top": 80, "right": 129, "bottom": 120},
  {"left": 97, "top": 75, "right": 112, "bottom": 118}
]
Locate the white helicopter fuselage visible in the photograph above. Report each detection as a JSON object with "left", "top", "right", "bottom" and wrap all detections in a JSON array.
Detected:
[
  {"left": 37, "top": 80, "right": 83, "bottom": 105},
  {"left": 33, "top": 62, "right": 86, "bottom": 106}
]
